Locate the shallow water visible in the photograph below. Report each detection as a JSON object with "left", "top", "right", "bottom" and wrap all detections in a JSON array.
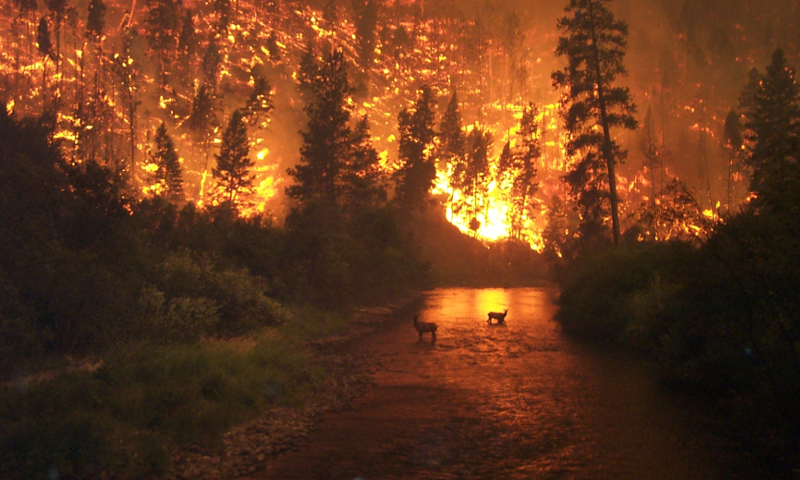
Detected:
[{"left": 252, "top": 287, "right": 775, "bottom": 479}]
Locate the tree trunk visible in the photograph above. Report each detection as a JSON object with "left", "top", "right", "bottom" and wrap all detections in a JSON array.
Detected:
[{"left": 588, "top": 0, "right": 620, "bottom": 245}]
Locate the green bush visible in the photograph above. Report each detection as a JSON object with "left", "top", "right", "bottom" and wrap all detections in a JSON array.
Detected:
[
  {"left": 555, "top": 241, "right": 693, "bottom": 340},
  {"left": 0, "top": 338, "right": 323, "bottom": 479},
  {"left": 622, "top": 275, "right": 681, "bottom": 352}
]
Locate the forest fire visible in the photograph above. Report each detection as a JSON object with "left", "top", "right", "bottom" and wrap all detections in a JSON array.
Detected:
[
  {"left": 0, "top": 0, "right": 775, "bottom": 249},
  {"left": 4, "top": 3, "right": 800, "bottom": 479}
]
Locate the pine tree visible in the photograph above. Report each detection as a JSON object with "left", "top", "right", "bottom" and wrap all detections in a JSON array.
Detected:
[
  {"left": 462, "top": 126, "right": 493, "bottom": 232},
  {"left": 36, "top": 16, "right": 53, "bottom": 60},
  {"left": 45, "top": 0, "right": 66, "bottom": 85},
  {"left": 502, "top": 11, "right": 524, "bottom": 101},
  {"left": 739, "top": 48, "right": 800, "bottom": 212},
  {"left": 86, "top": 0, "right": 106, "bottom": 40},
  {"left": 202, "top": 39, "right": 222, "bottom": 91},
  {"left": 214, "top": 0, "right": 232, "bottom": 34},
  {"left": 187, "top": 84, "right": 217, "bottom": 171},
  {"left": 723, "top": 109, "right": 743, "bottom": 212},
  {"left": 393, "top": 85, "right": 437, "bottom": 213},
  {"left": 176, "top": 9, "right": 196, "bottom": 84},
  {"left": 151, "top": 122, "right": 184, "bottom": 201},
  {"left": 343, "top": 115, "right": 386, "bottom": 213},
  {"left": 438, "top": 91, "right": 466, "bottom": 217},
  {"left": 498, "top": 103, "right": 540, "bottom": 239},
  {"left": 245, "top": 76, "right": 274, "bottom": 127},
  {"left": 213, "top": 109, "right": 254, "bottom": 205},
  {"left": 552, "top": 0, "right": 637, "bottom": 245},
  {"left": 287, "top": 48, "right": 354, "bottom": 207},
  {"left": 542, "top": 194, "right": 569, "bottom": 267},
  {"left": 639, "top": 106, "right": 661, "bottom": 208},
  {"left": 145, "top": 0, "right": 179, "bottom": 88},
  {"left": 352, "top": 0, "right": 379, "bottom": 72}
]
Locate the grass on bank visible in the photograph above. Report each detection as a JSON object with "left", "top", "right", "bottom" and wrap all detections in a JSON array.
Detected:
[{"left": 0, "top": 307, "right": 352, "bottom": 480}]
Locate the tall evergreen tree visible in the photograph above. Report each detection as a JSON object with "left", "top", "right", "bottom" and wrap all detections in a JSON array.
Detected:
[
  {"left": 36, "top": 16, "right": 53, "bottom": 60},
  {"left": 86, "top": 0, "right": 106, "bottom": 40},
  {"left": 150, "top": 122, "right": 184, "bottom": 201},
  {"left": 245, "top": 76, "right": 274, "bottom": 127},
  {"left": 639, "top": 106, "right": 662, "bottom": 208},
  {"left": 723, "top": 108, "right": 743, "bottom": 211},
  {"left": 176, "top": 9, "right": 197, "bottom": 84},
  {"left": 214, "top": 0, "right": 232, "bottom": 34},
  {"left": 213, "top": 109, "right": 254, "bottom": 205},
  {"left": 343, "top": 115, "right": 386, "bottom": 213},
  {"left": 438, "top": 91, "right": 466, "bottom": 216},
  {"left": 352, "top": 0, "right": 379, "bottom": 72},
  {"left": 462, "top": 126, "right": 493, "bottom": 232},
  {"left": 287, "top": 48, "right": 354, "bottom": 207},
  {"left": 45, "top": 0, "right": 66, "bottom": 84},
  {"left": 552, "top": 0, "right": 637, "bottom": 245},
  {"left": 502, "top": 11, "right": 524, "bottom": 101},
  {"left": 145, "top": 0, "right": 179, "bottom": 87},
  {"left": 739, "top": 48, "right": 800, "bottom": 212},
  {"left": 202, "top": 38, "right": 222, "bottom": 91},
  {"left": 187, "top": 84, "right": 217, "bottom": 171},
  {"left": 393, "top": 85, "right": 437, "bottom": 213},
  {"left": 498, "top": 104, "right": 540, "bottom": 239}
]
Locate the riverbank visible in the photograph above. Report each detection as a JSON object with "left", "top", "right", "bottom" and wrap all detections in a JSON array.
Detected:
[
  {"left": 166, "top": 297, "right": 422, "bottom": 480},
  {"left": 0, "top": 295, "right": 422, "bottom": 480}
]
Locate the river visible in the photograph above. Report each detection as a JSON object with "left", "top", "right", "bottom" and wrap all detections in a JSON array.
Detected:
[{"left": 247, "top": 287, "right": 776, "bottom": 479}]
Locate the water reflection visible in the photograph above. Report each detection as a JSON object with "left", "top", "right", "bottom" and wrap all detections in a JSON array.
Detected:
[
  {"left": 259, "top": 288, "right": 774, "bottom": 480},
  {"left": 396, "top": 287, "right": 767, "bottom": 479}
]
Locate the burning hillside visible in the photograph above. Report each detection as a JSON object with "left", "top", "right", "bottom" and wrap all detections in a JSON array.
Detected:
[{"left": 0, "top": 0, "right": 795, "bottom": 248}]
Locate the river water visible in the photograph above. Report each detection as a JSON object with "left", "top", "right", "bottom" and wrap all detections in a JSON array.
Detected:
[{"left": 252, "top": 287, "right": 776, "bottom": 479}]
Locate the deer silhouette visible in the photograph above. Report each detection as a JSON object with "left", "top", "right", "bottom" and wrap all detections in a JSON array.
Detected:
[
  {"left": 487, "top": 309, "right": 508, "bottom": 324},
  {"left": 413, "top": 315, "right": 437, "bottom": 341}
]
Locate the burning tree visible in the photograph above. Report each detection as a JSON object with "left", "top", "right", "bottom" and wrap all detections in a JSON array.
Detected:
[
  {"left": 498, "top": 103, "right": 540, "bottom": 240},
  {"left": 213, "top": 109, "right": 255, "bottom": 206},
  {"left": 552, "top": 0, "right": 637, "bottom": 246},
  {"left": 461, "top": 126, "right": 493, "bottom": 235}
]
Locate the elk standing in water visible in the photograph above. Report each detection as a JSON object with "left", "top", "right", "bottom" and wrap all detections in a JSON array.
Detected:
[
  {"left": 413, "top": 315, "right": 437, "bottom": 341},
  {"left": 487, "top": 309, "right": 508, "bottom": 324}
]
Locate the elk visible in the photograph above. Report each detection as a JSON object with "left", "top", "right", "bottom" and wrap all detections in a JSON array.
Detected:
[
  {"left": 487, "top": 309, "right": 508, "bottom": 324},
  {"left": 413, "top": 315, "right": 437, "bottom": 341}
]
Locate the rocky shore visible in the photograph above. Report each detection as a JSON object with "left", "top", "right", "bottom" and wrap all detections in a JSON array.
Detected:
[{"left": 166, "top": 302, "right": 413, "bottom": 480}]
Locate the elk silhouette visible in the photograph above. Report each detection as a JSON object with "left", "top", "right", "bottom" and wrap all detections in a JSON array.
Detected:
[
  {"left": 413, "top": 315, "right": 437, "bottom": 341},
  {"left": 487, "top": 309, "right": 508, "bottom": 324}
]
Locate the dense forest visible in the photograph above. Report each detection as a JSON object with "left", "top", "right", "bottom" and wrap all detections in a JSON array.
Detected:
[{"left": 1, "top": 0, "right": 800, "bottom": 477}]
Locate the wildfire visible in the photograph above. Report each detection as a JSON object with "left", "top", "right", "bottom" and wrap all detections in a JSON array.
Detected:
[{"left": 0, "top": 0, "right": 727, "bottom": 247}]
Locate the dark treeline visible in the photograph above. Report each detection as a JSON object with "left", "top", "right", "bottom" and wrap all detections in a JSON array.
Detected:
[
  {"left": 0, "top": 95, "right": 429, "bottom": 370},
  {"left": 556, "top": 37, "right": 800, "bottom": 474}
]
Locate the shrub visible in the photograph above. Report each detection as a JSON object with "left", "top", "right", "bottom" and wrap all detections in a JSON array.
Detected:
[{"left": 556, "top": 241, "right": 693, "bottom": 340}]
